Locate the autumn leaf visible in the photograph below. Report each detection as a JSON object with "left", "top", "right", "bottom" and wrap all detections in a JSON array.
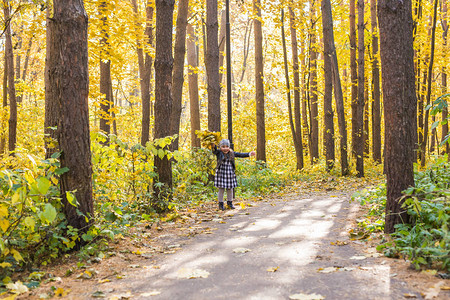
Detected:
[
  {"left": 289, "top": 293, "right": 325, "bottom": 300},
  {"left": 176, "top": 268, "right": 210, "bottom": 279},
  {"left": 267, "top": 267, "right": 279, "bottom": 272},
  {"left": 6, "top": 281, "right": 28, "bottom": 294},
  {"left": 233, "top": 247, "right": 251, "bottom": 253}
]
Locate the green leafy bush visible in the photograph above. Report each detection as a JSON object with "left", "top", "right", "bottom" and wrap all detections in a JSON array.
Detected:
[
  {"left": 355, "top": 158, "right": 450, "bottom": 271},
  {"left": 0, "top": 153, "right": 79, "bottom": 280}
]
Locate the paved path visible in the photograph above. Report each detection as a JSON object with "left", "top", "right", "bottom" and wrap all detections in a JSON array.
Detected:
[{"left": 95, "top": 191, "right": 421, "bottom": 300}]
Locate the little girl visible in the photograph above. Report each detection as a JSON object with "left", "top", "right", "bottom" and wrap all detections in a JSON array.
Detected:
[{"left": 212, "top": 139, "right": 256, "bottom": 210}]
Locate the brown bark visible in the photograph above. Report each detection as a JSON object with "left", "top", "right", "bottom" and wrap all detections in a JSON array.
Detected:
[
  {"left": 350, "top": 0, "right": 358, "bottom": 157},
  {"left": 132, "top": 0, "right": 154, "bottom": 146},
  {"left": 364, "top": 75, "right": 369, "bottom": 156},
  {"left": 218, "top": 9, "right": 226, "bottom": 85},
  {"left": 322, "top": 0, "right": 349, "bottom": 175},
  {"left": 254, "top": 0, "right": 266, "bottom": 162},
  {"left": 309, "top": 2, "right": 319, "bottom": 164},
  {"left": 169, "top": 0, "right": 189, "bottom": 151},
  {"left": 99, "top": 0, "right": 111, "bottom": 136},
  {"left": 378, "top": 0, "right": 416, "bottom": 233},
  {"left": 153, "top": 0, "right": 175, "bottom": 200},
  {"left": 187, "top": 21, "right": 201, "bottom": 148},
  {"left": 371, "top": 0, "right": 381, "bottom": 163},
  {"left": 46, "top": 0, "right": 94, "bottom": 231},
  {"left": 15, "top": 32, "right": 22, "bottom": 104},
  {"left": 321, "top": 0, "right": 335, "bottom": 172},
  {"left": 283, "top": 8, "right": 303, "bottom": 170},
  {"left": 206, "top": 0, "right": 221, "bottom": 132},
  {"left": 442, "top": 0, "right": 448, "bottom": 158},
  {"left": 0, "top": 53, "right": 7, "bottom": 155},
  {"left": 4, "top": 4, "right": 17, "bottom": 154},
  {"left": 420, "top": 0, "right": 439, "bottom": 167},
  {"left": 355, "top": 0, "right": 365, "bottom": 177},
  {"left": 239, "top": 18, "right": 252, "bottom": 83}
]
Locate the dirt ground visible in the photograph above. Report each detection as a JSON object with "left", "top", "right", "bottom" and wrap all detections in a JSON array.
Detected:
[{"left": 7, "top": 183, "right": 450, "bottom": 299}]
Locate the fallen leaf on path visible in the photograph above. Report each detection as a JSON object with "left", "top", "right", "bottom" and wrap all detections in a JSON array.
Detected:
[
  {"left": 441, "top": 286, "right": 450, "bottom": 290},
  {"left": 98, "top": 279, "right": 111, "bottom": 284},
  {"left": 403, "top": 294, "right": 417, "bottom": 298},
  {"left": 55, "top": 287, "right": 69, "bottom": 297},
  {"left": 140, "top": 291, "right": 161, "bottom": 296},
  {"left": 6, "top": 281, "right": 28, "bottom": 294},
  {"left": 421, "top": 269, "right": 437, "bottom": 276},
  {"left": 91, "top": 290, "right": 106, "bottom": 298},
  {"left": 289, "top": 293, "right": 325, "bottom": 299},
  {"left": 177, "top": 268, "right": 210, "bottom": 279},
  {"left": 267, "top": 267, "right": 279, "bottom": 272},
  {"left": 349, "top": 255, "right": 366, "bottom": 260},
  {"left": 318, "top": 267, "right": 338, "bottom": 273},
  {"left": 233, "top": 247, "right": 251, "bottom": 253},
  {"left": 108, "top": 291, "right": 133, "bottom": 299},
  {"left": 423, "top": 281, "right": 445, "bottom": 299},
  {"left": 330, "top": 240, "right": 348, "bottom": 246}
]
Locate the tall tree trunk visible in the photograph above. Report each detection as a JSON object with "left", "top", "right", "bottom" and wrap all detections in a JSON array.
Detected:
[
  {"left": 350, "top": 0, "right": 358, "bottom": 157},
  {"left": 239, "top": 18, "right": 252, "bottom": 83},
  {"left": 371, "top": 0, "right": 382, "bottom": 163},
  {"left": 364, "top": 75, "right": 370, "bottom": 156},
  {"left": 254, "top": 0, "right": 266, "bottom": 161},
  {"left": 321, "top": 0, "right": 335, "bottom": 172},
  {"left": 218, "top": 9, "right": 226, "bottom": 85},
  {"left": 46, "top": 0, "right": 94, "bottom": 231},
  {"left": 355, "top": 0, "right": 365, "bottom": 177},
  {"left": 378, "top": 0, "right": 415, "bottom": 233},
  {"left": 132, "top": 0, "right": 154, "bottom": 146},
  {"left": 15, "top": 32, "right": 22, "bottom": 104},
  {"left": 169, "top": 0, "right": 189, "bottom": 151},
  {"left": 0, "top": 53, "right": 7, "bottom": 155},
  {"left": 420, "top": 0, "right": 439, "bottom": 167},
  {"left": 322, "top": 0, "right": 349, "bottom": 175},
  {"left": 187, "top": 21, "right": 201, "bottom": 148},
  {"left": 153, "top": 0, "right": 175, "bottom": 200},
  {"left": 442, "top": 0, "right": 448, "bottom": 158},
  {"left": 289, "top": 5, "right": 304, "bottom": 169},
  {"left": 309, "top": 2, "right": 319, "bottom": 164},
  {"left": 4, "top": 4, "right": 17, "bottom": 154},
  {"left": 206, "top": 0, "right": 221, "bottom": 132},
  {"left": 99, "top": 0, "right": 111, "bottom": 136},
  {"left": 22, "top": 35, "right": 33, "bottom": 83},
  {"left": 283, "top": 8, "right": 303, "bottom": 170}
]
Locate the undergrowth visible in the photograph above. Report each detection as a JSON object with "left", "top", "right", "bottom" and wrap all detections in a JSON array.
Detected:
[{"left": 353, "top": 157, "right": 450, "bottom": 272}]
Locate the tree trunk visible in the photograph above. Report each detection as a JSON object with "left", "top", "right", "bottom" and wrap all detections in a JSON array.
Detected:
[
  {"left": 442, "top": 0, "right": 448, "bottom": 158},
  {"left": 132, "top": 0, "right": 154, "bottom": 146},
  {"left": 218, "top": 9, "right": 226, "bottom": 85},
  {"left": 309, "top": 2, "right": 319, "bottom": 164},
  {"left": 239, "top": 18, "right": 252, "bottom": 83},
  {"left": 46, "top": 0, "right": 94, "bottom": 231},
  {"left": 187, "top": 21, "right": 201, "bottom": 148},
  {"left": 322, "top": 0, "right": 349, "bottom": 175},
  {"left": 4, "top": 4, "right": 17, "bottom": 154},
  {"left": 371, "top": 0, "right": 382, "bottom": 163},
  {"left": 283, "top": 8, "right": 303, "bottom": 170},
  {"left": 99, "top": 0, "right": 111, "bottom": 136},
  {"left": 15, "top": 32, "right": 22, "bottom": 104},
  {"left": 0, "top": 53, "right": 7, "bottom": 155},
  {"left": 169, "top": 0, "right": 189, "bottom": 151},
  {"left": 153, "top": 0, "right": 175, "bottom": 200},
  {"left": 355, "top": 0, "right": 365, "bottom": 177},
  {"left": 206, "top": 0, "right": 221, "bottom": 132},
  {"left": 378, "top": 0, "right": 415, "bottom": 233},
  {"left": 420, "top": 0, "right": 439, "bottom": 167},
  {"left": 350, "top": 0, "right": 358, "bottom": 158},
  {"left": 254, "top": 0, "right": 266, "bottom": 162},
  {"left": 364, "top": 75, "right": 370, "bottom": 157},
  {"left": 321, "top": 0, "right": 335, "bottom": 172}
]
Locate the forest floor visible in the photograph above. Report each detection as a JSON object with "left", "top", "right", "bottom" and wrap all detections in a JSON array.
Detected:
[{"left": 13, "top": 179, "right": 450, "bottom": 299}]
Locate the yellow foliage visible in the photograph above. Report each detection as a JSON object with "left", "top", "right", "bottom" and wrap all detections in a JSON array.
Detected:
[{"left": 195, "top": 130, "right": 221, "bottom": 149}]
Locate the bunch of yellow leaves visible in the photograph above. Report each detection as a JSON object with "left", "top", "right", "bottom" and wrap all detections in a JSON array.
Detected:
[{"left": 195, "top": 130, "right": 221, "bottom": 149}]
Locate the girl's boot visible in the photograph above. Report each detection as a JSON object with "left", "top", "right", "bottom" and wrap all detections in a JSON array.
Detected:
[
  {"left": 227, "top": 201, "right": 235, "bottom": 209},
  {"left": 218, "top": 202, "right": 225, "bottom": 211}
]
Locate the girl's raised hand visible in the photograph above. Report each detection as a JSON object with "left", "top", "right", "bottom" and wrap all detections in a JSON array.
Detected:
[{"left": 249, "top": 151, "right": 256, "bottom": 157}]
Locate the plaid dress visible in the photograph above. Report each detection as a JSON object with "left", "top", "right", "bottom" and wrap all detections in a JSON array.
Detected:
[{"left": 214, "top": 157, "right": 238, "bottom": 189}]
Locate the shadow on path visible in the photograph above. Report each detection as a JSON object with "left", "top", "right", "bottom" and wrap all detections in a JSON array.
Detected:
[{"left": 95, "top": 191, "right": 421, "bottom": 300}]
